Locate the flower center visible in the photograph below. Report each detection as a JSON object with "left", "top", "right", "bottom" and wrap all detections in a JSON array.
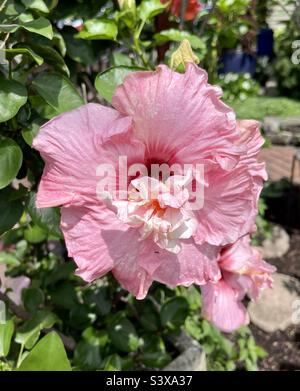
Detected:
[{"left": 105, "top": 173, "right": 198, "bottom": 254}]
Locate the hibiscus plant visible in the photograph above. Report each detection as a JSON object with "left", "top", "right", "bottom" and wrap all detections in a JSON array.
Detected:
[{"left": 0, "top": 0, "right": 271, "bottom": 371}]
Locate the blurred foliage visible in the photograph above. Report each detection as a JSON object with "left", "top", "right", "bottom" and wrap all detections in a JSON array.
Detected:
[
  {"left": 229, "top": 96, "right": 300, "bottom": 120},
  {"left": 218, "top": 72, "right": 260, "bottom": 102}
]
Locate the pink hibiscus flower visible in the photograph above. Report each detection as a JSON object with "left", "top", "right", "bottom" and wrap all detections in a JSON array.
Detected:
[
  {"left": 33, "top": 64, "right": 266, "bottom": 306},
  {"left": 201, "top": 235, "right": 276, "bottom": 332}
]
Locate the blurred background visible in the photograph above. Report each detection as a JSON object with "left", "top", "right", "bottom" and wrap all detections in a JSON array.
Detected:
[{"left": 0, "top": 0, "right": 299, "bottom": 371}]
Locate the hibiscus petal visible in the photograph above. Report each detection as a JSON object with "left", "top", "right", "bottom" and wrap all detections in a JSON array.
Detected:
[
  {"left": 33, "top": 103, "right": 133, "bottom": 208},
  {"left": 60, "top": 204, "right": 120, "bottom": 282},
  {"left": 138, "top": 239, "right": 221, "bottom": 287},
  {"left": 112, "top": 63, "right": 240, "bottom": 167},
  {"left": 195, "top": 166, "right": 254, "bottom": 246},
  {"left": 201, "top": 279, "right": 249, "bottom": 333}
]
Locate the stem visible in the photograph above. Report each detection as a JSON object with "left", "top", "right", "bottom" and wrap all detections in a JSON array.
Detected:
[
  {"left": 199, "top": 0, "right": 217, "bottom": 36},
  {"left": 132, "top": 20, "right": 150, "bottom": 68},
  {"left": 8, "top": 59, "right": 12, "bottom": 79},
  {"left": 0, "top": 0, "right": 8, "bottom": 13},
  {"left": 179, "top": 0, "right": 188, "bottom": 30},
  {"left": 16, "top": 344, "right": 24, "bottom": 368},
  {"left": 0, "top": 32, "right": 9, "bottom": 49}
]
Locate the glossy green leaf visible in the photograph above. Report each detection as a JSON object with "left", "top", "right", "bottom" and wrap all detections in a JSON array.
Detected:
[
  {"left": 1, "top": 47, "right": 43, "bottom": 65},
  {"left": 15, "top": 310, "right": 58, "bottom": 349},
  {"left": 64, "top": 30, "right": 94, "bottom": 65},
  {"left": 112, "top": 52, "right": 132, "bottom": 66},
  {"left": 154, "top": 29, "right": 206, "bottom": 50},
  {"left": 137, "top": 0, "right": 167, "bottom": 21},
  {"left": 0, "top": 77, "right": 27, "bottom": 123},
  {"left": 24, "top": 224, "right": 47, "bottom": 243},
  {"left": 21, "top": 17, "right": 53, "bottom": 39},
  {"left": 0, "top": 187, "right": 24, "bottom": 236},
  {"left": 103, "top": 354, "right": 122, "bottom": 371},
  {"left": 109, "top": 317, "right": 140, "bottom": 353},
  {"left": 32, "top": 72, "right": 84, "bottom": 114},
  {"left": 23, "top": 287, "right": 44, "bottom": 313},
  {"left": 26, "top": 192, "right": 62, "bottom": 238},
  {"left": 21, "top": 118, "right": 43, "bottom": 146},
  {"left": 29, "top": 95, "right": 58, "bottom": 119},
  {"left": 141, "top": 335, "right": 171, "bottom": 368},
  {"left": 139, "top": 300, "right": 160, "bottom": 331},
  {"left": 21, "top": 0, "right": 50, "bottom": 13},
  {"left": 95, "top": 66, "right": 144, "bottom": 103},
  {"left": 76, "top": 19, "right": 117, "bottom": 40},
  {"left": 160, "top": 297, "right": 189, "bottom": 329},
  {"left": 1, "top": 17, "right": 54, "bottom": 39},
  {"left": 25, "top": 43, "right": 69, "bottom": 76},
  {"left": 74, "top": 340, "right": 101, "bottom": 370},
  {"left": 0, "top": 138, "right": 23, "bottom": 189},
  {"left": 0, "top": 320, "right": 14, "bottom": 357},
  {"left": 18, "top": 332, "right": 71, "bottom": 371}
]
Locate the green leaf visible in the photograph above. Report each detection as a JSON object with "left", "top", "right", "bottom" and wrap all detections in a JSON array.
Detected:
[
  {"left": 76, "top": 19, "right": 117, "bottom": 40},
  {"left": 84, "top": 286, "right": 111, "bottom": 316},
  {"left": 21, "top": 17, "right": 53, "bottom": 40},
  {"left": 82, "top": 327, "right": 108, "bottom": 348},
  {"left": 23, "top": 287, "right": 44, "bottom": 313},
  {"left": 139, "top": 301, "right": 160, "bottom": 331},
  {"left": 1, "top": 17, "right": 54, "bottom": 39},
  {"left": 0, "top": 138, "right": 23, "bottom": 189},
  {"left": 154, "top": 29, "right": 206, "bottom": 50},
  {"left": 29, "top": 95, "right": 58, "bottom": 119},
  {"left": 0, "top": 320, "right": 14, "bottom": 358},
  {"left": 95, "top": 66, "right": 144, "bottom": 103},
  {"left": 74, "top": 340, "right": 101, "bottom": 370},
  {"left": 0, "top": 187, "right": 24, "bottom": 236},
  {"left": 24, "top": 224, "right": 47, "bottom": 243},
  {"left": 64, "top": 30, "right": 94, "bottom": 65},
  {"left": 141, "top": 335, "right": 171, "bottom": 368},
  {"left": 21, "top": 0, "right": 50, "bottom": 13},
  {"left": 103, "top": 354, "right": 122, "bottom": 371},
  {"left": 137, "top": 0, "right": 167, "bottom": 21},
  {"left": 24, "top": 43, "right": 69, "bottom": 76},
  {"left": 50, "top": 282, "right": 78, "bottom": 310},
  {"left": 22, "top": 118, "right": 43, "bottom": 146},
  {"left": 1, "top": 47, "right": 43, "bottom": 65},
  {"left": 69, "top": 305, "right": 91, "bottom": 330},
  {"left": 160, "top": 297, "right": 189, "bottom": 330},
  {"left": 15, "top": 310, "right": 58, "bottom": 349},
  {"left": 26, "top": 192, "right": 62, "bottom": 238},
  {"left": 0, "top": 77, "right": 27, "bottom": 123},
  {"left": 108, "top": 316, "right": 140, "bottom": 353},
  {"left": 112, "top": 52, "right": 132, "bottom": 67},
  {"left": 18, "top": 332, "right": 71, "bottom": 371},
  {"left": 32, "top": 72, "right": 84, "bottom": 114}
]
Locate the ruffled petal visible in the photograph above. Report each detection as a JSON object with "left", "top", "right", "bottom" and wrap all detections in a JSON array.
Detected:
[
  {"left": 60, "top": 203, "right": 123, "bottom": 282},
  {"left": 33, "top": 103, "right": 133, "bottom": 208},
  {"left": 112, "top": 63, "right": 240, "bottom": 168},
  {"left": 138, "top": 239, "right": 221, "bottom": 287},
  {"left": 195, "top": 165, "right": 254, "bottom": 246},
  {"left": 201, "top": 279, "right": 249, "bottom": 332}
]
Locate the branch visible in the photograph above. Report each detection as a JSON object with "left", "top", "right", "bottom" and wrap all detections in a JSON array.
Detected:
[
  {"left": 199, "top": 0, "right": 217, "bottom": 36},
  {"left": 0, "top": 291, "right": 76, "bottom": 351}
]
